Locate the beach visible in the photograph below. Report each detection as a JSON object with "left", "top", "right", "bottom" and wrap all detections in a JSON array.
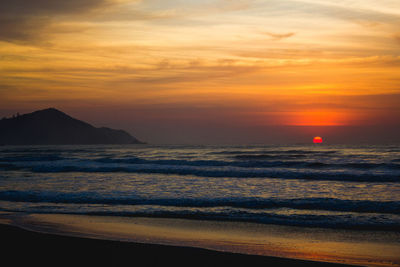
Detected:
[
  {"left": 1, "top": 220, "right": 353, "bottom": 267},
  {"left": 1, "top": 212, "right": 399, "bottom": 266}
]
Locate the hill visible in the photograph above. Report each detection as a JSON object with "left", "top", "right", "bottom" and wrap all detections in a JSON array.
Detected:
[{"left": 0, "top": 108, "right": 143, "bottom": 145}]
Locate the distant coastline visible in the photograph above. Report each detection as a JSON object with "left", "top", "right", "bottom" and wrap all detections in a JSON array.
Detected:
[{"left": 0, "top": 108, "right": 144, "bottom": 145}]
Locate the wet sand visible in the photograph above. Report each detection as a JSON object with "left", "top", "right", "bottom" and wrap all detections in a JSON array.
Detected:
[{"left": 1, "top": 212, "right": 399, "bottom": 266}]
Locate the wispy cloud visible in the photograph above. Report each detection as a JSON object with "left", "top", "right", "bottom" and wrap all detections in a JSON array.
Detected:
[{"left": 262, "top": 32, "right": 295, "bottom": 40}]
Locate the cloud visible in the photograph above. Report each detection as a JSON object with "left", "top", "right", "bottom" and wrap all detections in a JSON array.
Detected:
[
  {"left": 395, "top": 34, "right": 400, "bottom": 45},
  {"left": 263, "top": 32, "right": 295, "bottom": 40},
  {"left": 216, "top": 0, "right": 254, "bottom": 12},
  {"left": 254, "top": 0, "right": 400, "bottom": 27},
  {"left": 0, "top": 17, "right": 49, "bottom": 43},
  {"left": 0, "top": 0, "right": 112, "bottom": 43},
  {"left": 107, "top": 62, "right": 262, "bottom": 86}
]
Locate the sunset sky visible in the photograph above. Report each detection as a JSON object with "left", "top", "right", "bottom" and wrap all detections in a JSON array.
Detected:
[{"left": 1, "top": 0, "right": 399, "bottom": 144}]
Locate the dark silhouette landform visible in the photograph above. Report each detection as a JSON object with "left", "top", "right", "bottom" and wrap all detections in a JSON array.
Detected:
[{"left": 0, "top": 108, "right": 143, "bottom": 145}]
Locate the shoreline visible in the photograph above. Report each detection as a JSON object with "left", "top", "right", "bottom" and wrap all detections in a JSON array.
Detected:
[
  {"left": 1, "top": 223, "right": 352, "bottom": 267},
  {"left": 1, "top": 212, "right": 399, "bottom": 266}
]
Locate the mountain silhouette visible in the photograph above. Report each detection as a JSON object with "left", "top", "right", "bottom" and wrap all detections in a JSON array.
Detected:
[{"left": 0, "top": 108, "right": 143, "bottom": 145}]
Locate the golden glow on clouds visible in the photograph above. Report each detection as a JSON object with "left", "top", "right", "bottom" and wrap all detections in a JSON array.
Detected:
[
  {"left": 286, "top": 110, "right": 352, "bottom": 126},
  {"left": 1, "top": 0, "right": 399, "bottom": 127}
]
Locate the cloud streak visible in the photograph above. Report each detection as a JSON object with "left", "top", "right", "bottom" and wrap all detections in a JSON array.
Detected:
[{"left": 263, "top": 32, "right": 295, "bottom": 40}]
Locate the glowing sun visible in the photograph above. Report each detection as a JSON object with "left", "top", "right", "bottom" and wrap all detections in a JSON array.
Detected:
[{"left": 313, "top": 136, "right": 323, "bottom": 144}]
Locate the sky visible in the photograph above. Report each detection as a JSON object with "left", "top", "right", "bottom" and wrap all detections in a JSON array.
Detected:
[{"left": 0, "top": 0, "right": 399, "bottom": 144}]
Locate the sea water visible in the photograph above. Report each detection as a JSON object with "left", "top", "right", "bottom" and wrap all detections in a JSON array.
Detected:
[{"left": 0, "top": 144, "right": 399, "bottom": 231}]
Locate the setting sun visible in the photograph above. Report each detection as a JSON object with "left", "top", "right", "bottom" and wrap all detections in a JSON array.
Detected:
[{"left": 313, "top": 136, "right": 323, "bottom": 144}]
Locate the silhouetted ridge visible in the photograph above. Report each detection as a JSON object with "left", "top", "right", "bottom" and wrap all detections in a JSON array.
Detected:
[{"left": 0, "top": 108, "right": 143, "bottom": 145}]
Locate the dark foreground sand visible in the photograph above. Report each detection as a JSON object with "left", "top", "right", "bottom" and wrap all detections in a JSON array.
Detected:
[{"left": 1, "top": 224, "right": 354, "bottom": 267}]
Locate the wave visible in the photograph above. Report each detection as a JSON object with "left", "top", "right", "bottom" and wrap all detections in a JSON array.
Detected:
[
  {"left": 2, "top": 154, "right": 399, "bottom": 171},
  {"left": 208, "top": 149, "right": 338, "bottom": 155},
  {"left": 1, "top": 203, "right": 398, "bottom": 231},
  {"left": 234, "top": 154, "right": 307, "bottom": 159},
  {"left": 0, "top": 190, "right": 399, "bottom": 214},
  {"left": 0, "top": 155, "right": 65, "bottom": 162},
  {"left": 1, "top": 161, "right": 398, "bottom": 182}
]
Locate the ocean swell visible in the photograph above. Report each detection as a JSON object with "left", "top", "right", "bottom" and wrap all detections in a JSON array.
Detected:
[{"left": 0, "top": 190, "right": 399, "bottom": 214}]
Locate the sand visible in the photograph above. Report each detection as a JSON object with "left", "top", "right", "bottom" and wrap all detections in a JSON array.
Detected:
[
  {"left": 1, "top": 212, "right": 399, "bottom": 266},
  {"left": 1, "top": 223, "right": 353, "bottom": 267}
]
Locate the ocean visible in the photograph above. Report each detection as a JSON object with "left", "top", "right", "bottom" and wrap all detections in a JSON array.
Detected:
[{"left": 0, "top": 144, "right": 399, "bottom": 232}]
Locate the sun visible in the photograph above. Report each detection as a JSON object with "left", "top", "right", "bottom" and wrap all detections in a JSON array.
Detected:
[{"left": 313, "top": 136, "right": 323, "bottom": 144}]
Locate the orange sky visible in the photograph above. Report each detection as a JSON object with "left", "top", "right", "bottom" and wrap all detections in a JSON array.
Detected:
[{"left": 1, "top": 0, "right": 399, "bottom": 143}]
